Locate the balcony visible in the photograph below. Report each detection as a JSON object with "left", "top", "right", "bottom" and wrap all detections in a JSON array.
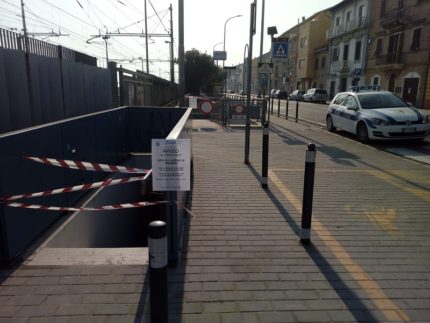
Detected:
[
  {"left": 374, "top": 53, "right": 404, "bottom": 70},
  {"left": 380, "top": 7, "right": 412, "bottom": 28},
  {"left": 326, "top": 16, "right": 368, "bottom": 40},
  {"left": 331, "top": 60, "right": 350, "bottom": 73}
]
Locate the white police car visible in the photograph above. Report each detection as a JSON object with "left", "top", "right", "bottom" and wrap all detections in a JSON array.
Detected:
[{"left": 326, "top": 86, "right": 430, "bottom": 142}]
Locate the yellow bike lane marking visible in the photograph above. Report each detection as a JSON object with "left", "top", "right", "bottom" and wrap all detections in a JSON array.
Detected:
[{"left": 269, "top": 169, "right": 410, "bottom": 322}]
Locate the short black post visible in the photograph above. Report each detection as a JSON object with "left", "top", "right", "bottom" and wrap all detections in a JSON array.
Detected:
[
  {"left": 262, "top": 99, "right": 267, "bottom": 125},
  {"left": 149, "top": 221, "right": 168, "bottom": 323},
  {"left": 286, "top": 98, "right": 289, "bottom": 119},
  {"left": 261, "top": 122, "right": 269, "bottom": 188},
  {"left": 271, "top": 96, "right": 274, "bottom": 115},
  {"left": 295, "top": 99, "right": 299, "bottom": 123},
  {"left": 277, "top": 98, "right": 281, "bottom": 117},
  {"left": 301, "top": 143, "right": 317, "bottom": 245}
]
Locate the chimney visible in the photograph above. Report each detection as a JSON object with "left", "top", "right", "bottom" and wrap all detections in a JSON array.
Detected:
[{"left": 302, "top": 16, "right": 305, "bottom": 22}]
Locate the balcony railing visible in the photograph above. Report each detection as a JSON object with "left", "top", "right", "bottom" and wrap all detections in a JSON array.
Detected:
[
  {"left": 380, "top": 7, "right": 411, "bottom": 27},
  {"left": 331, "top": 60, "right": 350, "bottom": 73},
  {"left": 326, "top": 16, "right": 368, "bottom": 40},
  {"left": 375, "top": 53, "right": 403, "bottom": 66}
]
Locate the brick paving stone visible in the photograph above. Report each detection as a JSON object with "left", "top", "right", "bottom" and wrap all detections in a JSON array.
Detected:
[
  {"left": 15, "top": 305, "right": 59, "bottom": 317},
  {"left": 55, "top": 304, "right": 94, "bottom": 316},
  {"left": 180, "top": 313, "right": 220, "bottom": 323},
  {"left": 202, "top": 301, "right": 237, "bottom": 313}
]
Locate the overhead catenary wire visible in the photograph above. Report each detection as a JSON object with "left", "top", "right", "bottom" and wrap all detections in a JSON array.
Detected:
[{"left": 1, "top": 0, "right": 172, "bottom": 75}]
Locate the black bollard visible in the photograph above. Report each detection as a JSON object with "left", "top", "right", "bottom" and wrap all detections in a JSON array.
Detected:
[
  {"left": 301, "top": 143, "right": 317, "bottom": 245},
  {"left": 271, "top": 96, "right": 274, "bottom": 115},
  {"left": 149, "top": 221, "right": 168, "bottom": 323},
  {"left": 262, "top": 123, "right": 269, "bottom": 188},
  {"left": 286, "top": 98, "right": 289, "bottom": 119},
  {"left": 295, "top": 100, "right": 299, "bottom": 123},
  {"left": 277, "top": 99, "right": 281, "bottom": 117}
]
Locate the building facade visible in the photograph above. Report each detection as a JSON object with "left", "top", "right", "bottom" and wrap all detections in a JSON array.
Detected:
[
  {"left": 326, "top": 0, "right": 370, "bottom": 99},
  {"left": 365, "top": 0, "right": 430, "bottom": 108},
  {"left": 296, "top": 11, "right": 332, "bottom": 91},
  {"left": 313, "top": 45, "right": 329, "bottom": 90}
]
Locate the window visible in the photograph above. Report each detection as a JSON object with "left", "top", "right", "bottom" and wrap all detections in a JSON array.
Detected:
[
  {"left": 388, "top": 33, "right": 402, "bottom": 63},
  {"left": 334, "top": 93, "right": 347, "bottom": 105},
  {"left": 358, "top": 5, "right": 365, "bottom": 23},
  {"left": 381, "top": 0, "right": 386, "bottom": 16},
  {"left": 321, "top": 56, "right": 326, "bottom": 68},
  {"left": 411, "top": 28, "right": 422, "bottom": 51},
  {"left": 332, "top": 47, "right": 339, "bottom": 62},
  {"left": 355, "top": 41, "right": 362, "bottom": 60},
  {"left": 299, "top": 59, "right": 305, "bottom": 69},
  {"left": 336, "top": 17, "right": 340, "bottom": 26},
  {"left": 346, "top": 11, "right": 351, "bottom": 23},
  {"left": 375, "top": 38, "right": 383, "bottom": 56},
  {"left": 372, "top": 76, "right": 380, "bottom": 86},
  {"left": 315, "top": 58, "right": 319, "bottom": 69},
  {"left": 300, "top": 37, "right": 308, "bottom": 47},
  {"left": 343, "top": 44, "right": 349, "bottom": 60},
  {"left": 344, "top": 96, "right": 358, "bottom": 108},
  {"left": 398, "top": 0, "right": 404, "bottom": 8}
]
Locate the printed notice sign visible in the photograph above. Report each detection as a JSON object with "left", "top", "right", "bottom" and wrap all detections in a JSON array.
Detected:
[{"left": 152, "top": 139, "right": 191, "bottom": 191}]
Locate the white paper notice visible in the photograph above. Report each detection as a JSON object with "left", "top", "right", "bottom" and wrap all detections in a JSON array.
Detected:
[{"left": 151, "top": 139, "right": 191, "bottom": 191}]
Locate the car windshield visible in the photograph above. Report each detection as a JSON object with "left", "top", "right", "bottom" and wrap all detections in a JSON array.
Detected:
[
  {"left": 357, "top": 93, "right": 409, "bottom": 109},
  {"left": 316, "top": 89, "right": 327, "bottom": 94}
]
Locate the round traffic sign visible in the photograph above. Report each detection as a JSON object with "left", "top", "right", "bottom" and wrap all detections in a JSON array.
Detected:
[
  {"left": 198, "top": 99, "right": 215, "bottom": 115},
  {"left": 235, "top": 105, "right": 244, "bottom": 114}
]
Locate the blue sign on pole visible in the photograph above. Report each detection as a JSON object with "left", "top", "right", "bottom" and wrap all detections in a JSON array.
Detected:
[{"left": 272, "top": 41, "right": 288, "bottom": 59}]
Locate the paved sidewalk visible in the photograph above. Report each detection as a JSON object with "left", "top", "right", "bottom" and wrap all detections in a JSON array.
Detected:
[
  {"left": 1, "top": 116, "right": 430, "bottom": 322},
  {"left": 170, "top": 117, "right": 430, "bottom": 322}
]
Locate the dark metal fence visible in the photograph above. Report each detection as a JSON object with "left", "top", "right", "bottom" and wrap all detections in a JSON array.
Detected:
[{"left": 0, "top": 27, "right": 96, "bottom": 65}]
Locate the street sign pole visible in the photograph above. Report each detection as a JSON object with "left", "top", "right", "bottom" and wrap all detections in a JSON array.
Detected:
[{"left": 245, "top": 0, "right": 256, "bottom": 165}]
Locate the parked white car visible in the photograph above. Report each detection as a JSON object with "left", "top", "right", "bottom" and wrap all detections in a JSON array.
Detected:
[
  {"left": 326, "top": 86, "right": 430, "bottom": 142},
  {"left": 303, "top": 88, "right": 328, "bottom": 104}
]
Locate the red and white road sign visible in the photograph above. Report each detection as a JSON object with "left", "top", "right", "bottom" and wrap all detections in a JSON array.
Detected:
[
  {"left": 198, "top": 99, "right": 215, "bottom": 115},
  {"left": 234, "top": 105, "right": 245, "bottom": 114}
]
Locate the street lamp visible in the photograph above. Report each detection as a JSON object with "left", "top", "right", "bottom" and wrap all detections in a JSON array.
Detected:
[
  {"left": 223, "top": 14, "right": 242, "bottom": 93},
  {"left": 243, "top": 43, "right": 249, "bottom": 93}
]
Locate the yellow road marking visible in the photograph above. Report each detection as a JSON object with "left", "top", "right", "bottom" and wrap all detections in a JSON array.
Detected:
[
  {"left": 367, "top": 170, "right": 430, "bottom": 203},
  {"left": 269, "top": 170, "right": 410, "bottom": 322},
  {"left": 365, "top": 207, "right": 399, "bottom": 235}
]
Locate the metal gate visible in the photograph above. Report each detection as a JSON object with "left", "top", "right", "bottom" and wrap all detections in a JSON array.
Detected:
[{"left": 219, "top": 96, "right": 267, "bottom": 126}]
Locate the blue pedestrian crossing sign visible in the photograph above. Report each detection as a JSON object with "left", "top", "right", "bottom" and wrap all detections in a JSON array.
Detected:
[{"left": 272, "top": 38, "right": 289, "bottom": 59}]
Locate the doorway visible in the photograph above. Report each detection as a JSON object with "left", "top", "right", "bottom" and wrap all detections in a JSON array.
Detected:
[
  {"left": 403, "top": 78, "right": 419, "bottom": 105},
  {"left": 340, "top": 78, "right": 347, "bottom": 92},
  {"left": 388, "top": 74, "right": 396, "bottom": 92},
  {"left": 330, "top": 81, "right": 336, "bottom": 99}
]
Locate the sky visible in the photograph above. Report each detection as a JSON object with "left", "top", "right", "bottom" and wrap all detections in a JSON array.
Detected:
[{"left": 0, "top": 0, "right": 341, "bottom": 81}]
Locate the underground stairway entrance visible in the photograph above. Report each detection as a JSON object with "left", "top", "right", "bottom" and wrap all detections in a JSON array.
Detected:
[{"left": 25, "top": 155, "right": 164, "bottom": 266}]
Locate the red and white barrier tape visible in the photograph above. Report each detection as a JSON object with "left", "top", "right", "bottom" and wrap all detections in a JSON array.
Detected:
[
  {"left": 25, "top": 156, "right": 150, "bottom": 174},
  {"left": 1, "top": 171, "right": 152, "bottom": 202},
  {"left": 5, "top": 201, "right": 168, "bottom": 212}
]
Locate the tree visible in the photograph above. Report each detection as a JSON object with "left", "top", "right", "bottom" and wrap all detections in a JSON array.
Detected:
[{"left": 185, "top": 49, "right": 223, "bottom": 95}]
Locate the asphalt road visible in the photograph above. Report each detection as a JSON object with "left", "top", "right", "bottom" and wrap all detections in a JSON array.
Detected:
[{"left": 267, "top": 98, "right": 430, "bottom": 166}]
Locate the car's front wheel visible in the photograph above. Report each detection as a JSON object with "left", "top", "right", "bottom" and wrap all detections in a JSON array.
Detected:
[
  {"left": 356, "top": 122, "right": 369, "bottom": 143},
  {"left": 326, "top": 115, "right": 336, "bottom": 132}
]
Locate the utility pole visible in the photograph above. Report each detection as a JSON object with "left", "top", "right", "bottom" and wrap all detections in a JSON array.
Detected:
[
  {"left": 258, "top": 0, "right": 265, "bottom": 97},
  {"left": 245, "top": 0, "right": 257, "bottom": 165},
  {"left": 169, "top": 4, "right": 174, "bottom": 83},
  {"left": 144, "top": 0, "right": 150, "bottom": 73},
  {"left": 102, "top": 35, "right": 109, "bottom": 68},
  {"left": 178, "top": 0, "right": 185, "bottom": 106},
  {"left": 20, "top": 0, "right": 29, "bottom": 53},
  {"left": 20, "top": 0, "right": 34, "bottom": 123}
]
